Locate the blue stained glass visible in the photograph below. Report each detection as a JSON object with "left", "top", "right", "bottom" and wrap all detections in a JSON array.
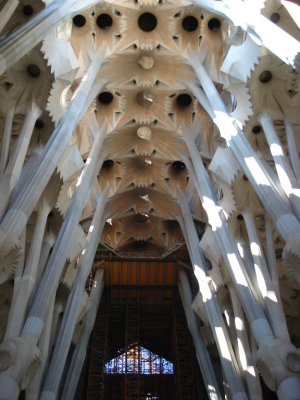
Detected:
[{"left": 104, "top": 345, "right": 174, "bottom": 375}]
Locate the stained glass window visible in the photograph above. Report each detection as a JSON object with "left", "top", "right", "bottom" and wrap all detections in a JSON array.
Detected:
[{"left": 104, "top": 345, "right": 174, "bottom": 375}]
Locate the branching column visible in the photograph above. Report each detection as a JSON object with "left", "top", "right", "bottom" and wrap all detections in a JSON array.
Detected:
[
  {"left": 0, "top": 0, "right": 102, "bottom": 75},
  {"left": 0, "top": 51, "right": 106, "bottom": 255},
  {"left": 188, "top": 57, "right": 300, "bottom": 275},
  {"left": 0, "top": 0, "right": 19, "bottom": 34},
  {"left": 21, "top": 124, "right": 107, "bottom": 344},
  {"left": 184, "top": 135, "right": 300, "bottom": 398},
  {"left": 178, "top": 269, "right": 222, "bottom": 400},
  {"left": 0, "top": 124, "right": 107, "bottom": 399},
  {"left": 60, "top": 270, "right": 104, "bottom": 400},
  {"left": 40, "top": 190, "right": 108, "bottom": 400},
  {"left": 192, "top": 0, "right": 300, "bottom": 70},
  {"left": 177, "top": 196, "right": 247, "bottom": 400}
]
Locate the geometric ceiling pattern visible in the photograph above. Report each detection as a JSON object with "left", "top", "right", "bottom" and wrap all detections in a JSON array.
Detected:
[{"left": 0, "top": 0, "right": 300, "bottom": 399}]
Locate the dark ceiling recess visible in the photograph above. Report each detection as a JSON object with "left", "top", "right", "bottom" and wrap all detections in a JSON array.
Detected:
[
  {"left": 135, "top": 240, "right": 148, "bottom": 248},
  {"left": 172, "top": 161, "right": 186, "bottom": 171},
  {"left": 73, "top": 15, "right": 86, "bottom": 27},
  {"left": 182, "top": 16, "right": 199, "bottom": 32},
  {"left": 98, "top": 91, "right": 114, "bottom": 105},
  {"left": 207, "top": 18, "right": 221, "bottom": 32},
  {"left": 270, "top": 12, "right": 280, "bottom": 23},
  {"left": 97, "top": 13, "right": 113, "bottom": 29},
  {"left": 35, "top": 119, "right": 44, "bottom": 129},
  {"left": 27, "top": 64, "right": 41, "bottom": 78},
  {"left": 259, "top": 70, "right": 272, "bottom": 83},
  {"left": 102, "top": 160, "right": 114, "bottom": 169},
  {"left": 252, "top": 125, "right": 262, "bottom": 134},
  {"left": 165, "top": 220, "right": 179, "bottom": 229},
  {"left": 135, "top": 214, "right": 150, "bottom": 223},
  {"left": 23, "top": 5, "right": 34, "bottom": 16},
  {"left": 138, "top": 13, "right": 158, "bottom": 32},
  {"left": 176, "top": 93, "right": 192, "bottom": 108}
]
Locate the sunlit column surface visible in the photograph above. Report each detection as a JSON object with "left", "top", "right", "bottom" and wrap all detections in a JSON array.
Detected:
[
  {"left": 178, "top": 269, "right": 222, "bottom": 400},
  {"left": 60, "top": 270, "right": 104, "bottom": 400},
  {"left": 40, "top": 191, "right": 107, "bottom": 400},
  {"left": 0, "top": 0, "right": 103, "bottom": 75},
  {"left": 0, "top": 50, "right": 107, "bottom": 255},
  {"left": 192, "top": 0, "right": 300, "bottom": 70},
  {"left": 188, "top": 57, "right": 300, "bottom": 273},
  {"left": 177, "top": 195, "right": 248, "bottom": 400}
]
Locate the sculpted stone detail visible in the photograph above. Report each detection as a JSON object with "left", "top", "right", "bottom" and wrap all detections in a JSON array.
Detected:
[
  {"left": 256, "top": 340, "right": 300, "bottom": 392},
  {"left": 0, "top": 1, "right": 299, "bottom": 399},
  {"left": 0, "top": 337, "right": 40, "bottom": 390}
]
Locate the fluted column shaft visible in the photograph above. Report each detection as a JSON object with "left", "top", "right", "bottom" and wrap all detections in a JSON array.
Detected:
[
  {"left": 40, "top": 191, "right": 107, "bottom": 400},
  {"left": 0, "top": 103, "right": 42, "bottom": 218},
  {"left": 178, "top": 196, "right": 247, "bottom": 400},
  {"left": 178, "top": 270, "right": 222, "bottom": 400},
  {"left": 185, "top": 137, "right": 274, "bottom": 348},
  {"left": 284, "top": 118, "right": 300, "bottom": 182},
  {"left": 0, "top": 106, "right": 15, "bottom": 174},
  {"left": 25, "top": 297, "right": 55, "bottom": 400},
  {"left": 0, "top": 0, "right": 102, "bottom": 75},
  {"left": 189, "top": 60, "right": 300, "bottom": 245},
  {"left": 5, "top": 200, "right": 50, "bottom": 338},
  {"left": 0, "top": 0, "right": 19, "bottom": 34},
  {"left": 242, "top": 212, "right": 290, "bottom": 340},
  {"left": 60, "top": 270, "right": 104, "bottom": 400},
  {"left": 259, "top": 112, "right": 300, "bottom": 220},
  {"left": 228, "top": 284, "right": 262, "bottom": 400},
  {"left": 21, "top": 124, "right": 107, "bottom": 345},
  {"left": 0, "top": 51, "right": 106, "bottom": 254}
]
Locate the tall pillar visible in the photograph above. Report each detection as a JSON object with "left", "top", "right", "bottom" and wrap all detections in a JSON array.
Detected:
[
  {"left": 21, "top": 123, "right": 107, "bottom": 345},
  {"left": 0, "top": 50, "right": 107, "bottom": 255},
  {"left": 192, "top": 0, "right": 300, "bottom": 70},
  {"left": 184, "top": 135, "right": 274, "bottom": 347},
  {"left": 40, "top": 191, "right": 107, "bottom": 400},
  {"left": 259, "top": 112, "right": 300, "bottom": 220},
  {"left": 0, "top": 102, "right": 42, "bottom": 219},
  {"left": 178, "top": 269, "right": 222, "bottom": 400},
  {"left": 0, "top": 0, "right": 102, "bottom": 75},
  {"left": 188, "top": 57, "right": 300, "bottom": 277},
  {"left": 60, "top": 270, "right": 104, "bottom": 400},
  {"left": 4, "top": 197, "right": 51, "bottom": 338},
  {"left": 0, "top": 0, "right": 19, "bottom": 34},
  {"left": 177, "top": 197, "right": 248, "bottom": 400}
]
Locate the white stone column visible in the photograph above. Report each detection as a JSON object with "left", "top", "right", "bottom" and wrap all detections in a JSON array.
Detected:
[
  {"left": 21, "top": 123, "right": 107, "bottom": 345},
  {"left": 0, "top": 106, "right": 15, "bottom": 175},
  {"left": 242, "top": 212, "right": 290, "bottom": 341},
  {"left": 259, "top": 112, "right": 300, "bottom": 220},
  {"left": 0, "top": 102, "right": 42, "bottom": 218},
  {"left": 188, "top": 58, "right": 300, "bottom": 255},
  {"left": 178, "top": 269, "right": 222, "bottom": 400},
  {"left": 192, "top": 0, "right": 300, "bottom": 70},
  {"left": 4, "top": 198, "right": 51, "bottom": 338},
  {"left": 184, "top": 136, "right": 274, "bottom": 348},
  {"left": 34, "top": 230, "right": 56, "bottom": 291},
  {"left": 0, "top": 0, "right": 103, "bottom": 75},
  {"left": 228, "top": 284, "right": 262, "bottom": 400},
  {"left": 284, "top": 118, "right": 300, "bottom": 183},
  {"left": 25, "top": 297, "right": 55, "bottom": 400},
  {"left": 40, "top": 191, "right": 107, "bottom": 400},
  {"left": 0, "top": 51, "right": 107, "bottom": 255},
  {"left": 60, "top": 270, "right": 104, "bottom": 400},
  {"left": 0, "top": 0, "right": 19, "bottom": 34},
  {"left": 177, "top": 198, "right": 248, "bottom": 400},
  {"left": 265, "top": 217, "right": 279, "bottom": 293}
]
